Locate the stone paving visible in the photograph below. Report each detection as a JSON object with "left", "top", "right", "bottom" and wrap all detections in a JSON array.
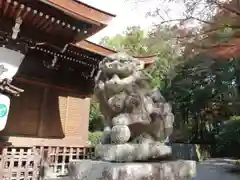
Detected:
[{"left": 195, "top": 158, "right": 240, "bottom": 180}]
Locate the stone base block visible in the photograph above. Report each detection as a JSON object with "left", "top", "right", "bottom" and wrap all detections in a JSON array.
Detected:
[
  {"left": 95, "top": 143, "right": 172, "bottom": 162},
  {"left": 68, "top": 160, "right": 196, "bottom": 180}
]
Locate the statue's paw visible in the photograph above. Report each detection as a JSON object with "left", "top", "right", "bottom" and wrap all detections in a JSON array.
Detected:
[
  {"left": 131, "top": 133, "right": 155, "bottom": 144},
  {"left": 110, "top": 125, "right": 131, "bottom": 144},
  {"left": 112, "top": 113, "right": 131, "bottom": 126},
  {"left": 100, "top": 132, "right": 111, "bottom": 144}
]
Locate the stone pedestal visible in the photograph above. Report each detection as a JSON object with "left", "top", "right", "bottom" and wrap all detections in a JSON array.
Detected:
[
  {"left": 68, "top": 160, "right": 196, "bottom": 180},
  {"left": 95, "top": 143, "right": 172, "bottom": 162}
]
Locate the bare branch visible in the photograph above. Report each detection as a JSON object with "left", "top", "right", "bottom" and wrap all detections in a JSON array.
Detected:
[
  {"left": 156, "top": 16, "right": 217, "bottom": 26},
  {"left": 212, "top": 0, "right": 240, "bottom": 17}
]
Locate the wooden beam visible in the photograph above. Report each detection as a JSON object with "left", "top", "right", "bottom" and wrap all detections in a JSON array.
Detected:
[{"left": 14, "top": 77, "right": 92, "bottom": 98}]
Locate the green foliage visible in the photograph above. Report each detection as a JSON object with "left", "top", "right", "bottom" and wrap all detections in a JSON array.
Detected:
[
  {"left": 195, "top": 145, "right": 203, "bottom": 161},
  {"left": 88, "top": 131, "right": 103, "bottom": 146},
  {"left": 231, "top": 116, "right": 240, "bottom": 121},
  {"left": 100, "top": 26, "right": 150, "bottom": 56},
  {"left": 100, "top": 35, "right": 126, "bottom": 52},
  {"left": 215, "top": 116, "right": 240, "bottom": 158},
  {"left": 233, "top": 160, "right": 240, "bottom": 165},
  {"left": 196, "top": 144, "right": 212, "bottom": 161},
  {"left": 163, "top": 56, "right": 240, "bottom": 142},
  {"left": 89, "top": 100, "right": 103, "bottom": 132}
]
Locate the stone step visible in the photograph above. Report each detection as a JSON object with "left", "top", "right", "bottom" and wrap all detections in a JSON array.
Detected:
[
  {"left": 68, "top": 160, "right": 196, "bottom": 180},
  {"left": 95, "top": 143, "right": 172, "bottom": 162}
]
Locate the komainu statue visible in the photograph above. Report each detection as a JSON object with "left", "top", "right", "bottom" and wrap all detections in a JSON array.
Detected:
[
  {"left": 68, "top": 53, "right": 196, "bottom": 180},
  {"left": 94, "top": 53, "right": 174, "bottom": 162}
]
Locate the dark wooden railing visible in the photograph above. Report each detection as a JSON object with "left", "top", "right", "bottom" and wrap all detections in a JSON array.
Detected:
[{"left": 0, "top": 146, "right": 95, "bottom": 180}]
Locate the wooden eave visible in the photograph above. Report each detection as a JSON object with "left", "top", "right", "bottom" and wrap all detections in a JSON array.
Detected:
[
  {"left": 76, "top": 40, "right": 157, "bottom": 65},
  {"left": 41, "top": 0, "right": 116, "bottom": 26},
  {"left": 0, "top": 0, "right": 116, "bottom": 47}
]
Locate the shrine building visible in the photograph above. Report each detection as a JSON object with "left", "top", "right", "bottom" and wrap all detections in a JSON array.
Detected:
[{"left": 0, "top": 0, "right": 155, "bottom": 148}]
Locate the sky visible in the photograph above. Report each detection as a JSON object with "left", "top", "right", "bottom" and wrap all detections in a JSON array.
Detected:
[{"left": 80, "top": 0, "right": 186, "bottom": 43}]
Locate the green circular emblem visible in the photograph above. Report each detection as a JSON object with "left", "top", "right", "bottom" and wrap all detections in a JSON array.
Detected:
[{"left": 0, "top": 104, "right": 7, "bottom": 118}]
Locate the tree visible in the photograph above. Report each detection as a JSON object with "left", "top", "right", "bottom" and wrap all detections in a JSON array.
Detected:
[
  {"left": 129, "top": 0, "right": 240, "bottom": 50},
  {"left": 100, "top": 25, "right": 183, "bottom": 88},
  {"left": 100, "top": 26, "right": 150, "bottom": 56},
  {"left": 100, "top": 35, "right": 126, "bottom": 52},
  {"left": 215, "top": 116, "right": 240, "bottom": 157},
  {"left": 120, "top": 0, "right": 240, "bottom": 147},
  {"left": 162, "top": 55, "right": 239, "bottom": 142}
]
